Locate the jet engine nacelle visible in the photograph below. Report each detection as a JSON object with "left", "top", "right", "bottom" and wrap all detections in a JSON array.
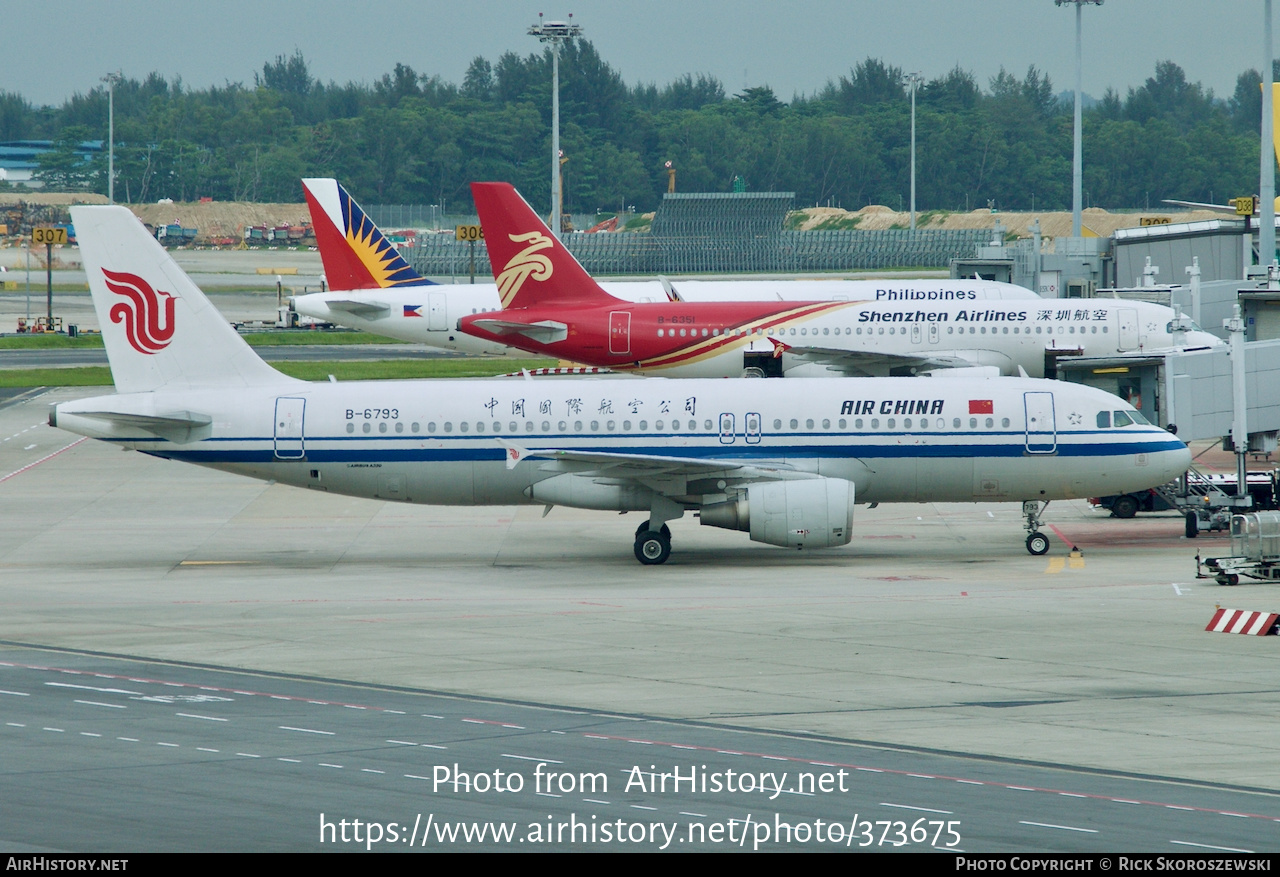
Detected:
[{"left": 700, "top": 477, "right": 855, "bottom": 548}]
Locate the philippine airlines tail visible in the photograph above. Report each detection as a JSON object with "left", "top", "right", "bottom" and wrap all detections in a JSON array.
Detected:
[
  {"left": 71, "top": 205, "right": 296, "bottom": 394},
  {"left": 302, "top": 178, "right": 432, "bottom": 291},
  {"left": 471, "top": 181, "right": 621, "bottom": 309}
]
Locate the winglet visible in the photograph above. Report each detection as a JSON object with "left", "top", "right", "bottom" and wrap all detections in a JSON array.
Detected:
[
  {"left": 660, "top": 276, "right": 684, "bottom": 302},
  {"left": 768, "top": 336, "right": 791, "bottom": 359},
  {"left": 302, "top": 178, "right": 433, "bottom": 291},
  {"left": 471, "top": 182, "right": 622, "bottom": 309}
]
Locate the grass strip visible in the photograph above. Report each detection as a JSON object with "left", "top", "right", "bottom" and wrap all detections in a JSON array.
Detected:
[{"left": 0, "top": 358, "right": 557, "bottom": 388}]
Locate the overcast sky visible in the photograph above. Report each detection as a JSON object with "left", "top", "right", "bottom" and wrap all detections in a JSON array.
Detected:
[{"left": 4, "top": 1, "right": 1271, "bottom": 108}]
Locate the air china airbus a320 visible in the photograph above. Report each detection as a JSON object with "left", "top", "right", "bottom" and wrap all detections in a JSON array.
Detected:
[
  {"left": 461, "top": 182, "right": 1222, "bottom": 378},
  {"left": 52, "top": 206, "right": 1190, "bottom": 564},
  {"left": 289, "top": 177, "right": 1038, "bottom": 358}
]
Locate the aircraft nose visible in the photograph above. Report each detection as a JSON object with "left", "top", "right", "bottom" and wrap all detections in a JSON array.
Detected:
[{"left": 1160, "top": 440, "right": 1192, "bottom": 482}]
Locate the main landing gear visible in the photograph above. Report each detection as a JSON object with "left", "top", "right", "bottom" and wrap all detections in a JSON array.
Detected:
[
  {"left": 1023, "top": 500, "right": 1051, "bottom": 556},
  {"left": 634, "top": 521, "right": 672, "bottom": 565}
]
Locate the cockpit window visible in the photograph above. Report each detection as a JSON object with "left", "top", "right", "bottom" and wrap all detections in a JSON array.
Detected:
[
  {"left": 1097, "top": 411, "right": 1111, "bottom": 428},
  {"left": 1112, "top": 411, "right": 1133, "bottom": 427},
  {"left": 1167, "top": 319, "right": 1205, "bottom": 333},
  {"left": 1129, "top": 409, "right": 1150, "bottom": 425}
]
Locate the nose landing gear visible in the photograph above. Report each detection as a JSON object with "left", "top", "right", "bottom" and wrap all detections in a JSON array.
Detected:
[{"left": 1023, "top": 500, "right": 1051, "bottom": 556}]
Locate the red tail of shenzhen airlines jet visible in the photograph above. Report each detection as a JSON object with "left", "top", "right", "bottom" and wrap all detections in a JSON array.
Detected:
[
  {"left": 50, "top": 206, "right": 1192, "bottom": 564},
  {"left": 463, "top": 183, "right": 1222, "bottom": 379}
]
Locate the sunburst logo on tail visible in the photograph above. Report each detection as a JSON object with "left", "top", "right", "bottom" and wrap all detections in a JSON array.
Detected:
[
  {"left": 496, "top": 231, "right": 554, "bottom": 307},
  {"left": 339, "top": 190, "right": 424, "bottom": 287},
  {"left": 102, "top": 269, "right": 175, "bottom": 354}
]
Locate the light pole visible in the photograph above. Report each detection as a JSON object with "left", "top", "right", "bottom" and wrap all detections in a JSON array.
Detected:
[
  {"left": 528, "top": 13, "right": 582, "bottom": 239},
  {"left": 906, "top": 72, "right": 923, "bottom": 231},
  {"left": 1055, "top": 0, "right": 1103, "bottom": 239},
  {"left": 101, "top": 71, "right": 122, "bottom": 203},
  {"left": 1262, "top": 0, "right": 1276, "bottom": 268}
]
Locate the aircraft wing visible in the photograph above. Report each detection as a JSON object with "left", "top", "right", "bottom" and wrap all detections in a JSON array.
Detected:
[
  {"left": 470, "top": 318, "right": 568, "bottom": 344},
  {"left": 321, "top": 298, "right": 391, "bottom": 316},
  {"left": 775, "top": 342, "right": 974, "bottom": 376},
  {"left": 1160, "top": 199, "right": 1237, "bottom": 214},
  {"left": 498, "top": 441, "right": 812, "bottom": 496}
]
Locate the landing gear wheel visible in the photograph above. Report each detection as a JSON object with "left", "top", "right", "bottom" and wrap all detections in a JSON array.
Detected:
[
  {"left": 1111, "top": 495, "right": 1140, "bottom": 519},
  {"left": 634, "top": 530, "right": 672, "bottom": 565},
  {"left": 635, "top": 521, "right": 671, "bottom": 539},
  {"left": 1026, "top": 531, "right": 1050, "bottom": 556}
]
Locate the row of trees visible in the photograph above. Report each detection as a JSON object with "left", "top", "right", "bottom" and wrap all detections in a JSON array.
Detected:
[{"left": 0, "top": 47, "right": 1273, "bottom": 214}]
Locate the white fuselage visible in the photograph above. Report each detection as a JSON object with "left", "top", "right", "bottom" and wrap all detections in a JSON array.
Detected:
[
  {"left": 295, "top": 285, "right": 1220, "bottom": 379},
  {"left": 54, "top": 376, "right": 1190, "bottom": 513},
  {"left": 290, "top": 279, "right": 1039, "bottom": 357},
  {"left": 749, "top": 298, "right": 1220, "bottom": 379}
]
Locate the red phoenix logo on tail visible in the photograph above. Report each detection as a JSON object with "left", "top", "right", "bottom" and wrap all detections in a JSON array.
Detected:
[{"left": 103, "top": 269, "right": 176, "bottom": 354}]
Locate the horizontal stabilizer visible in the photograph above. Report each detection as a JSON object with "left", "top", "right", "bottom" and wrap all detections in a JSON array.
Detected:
[
  {"left": 58, "top": 408, "right": 213, "bottom": 443},
  {"left": 322, "top": 298, "right": 391, "bottom": 317},
  {"left": 470, "top": 318, "right": 568, "bottom": 344}
]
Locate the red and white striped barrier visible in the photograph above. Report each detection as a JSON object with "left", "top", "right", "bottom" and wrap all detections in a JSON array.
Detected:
[{"left": 1205, "top": 608, "right": 1279, "bottom": 636}]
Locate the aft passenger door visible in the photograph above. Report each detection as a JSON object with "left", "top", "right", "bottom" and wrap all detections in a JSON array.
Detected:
[
  {"left": 428, "top": 292, "right": 447, "bottom": 331},
  {"left": 1023, "top": 391, "right": 1056, "bottom": 455},
  {"left": 609, "top": 311, "right": 631, "bottom": 355},
  {"left": 274, "top": 397, "right": 306, "bottom": 459}
]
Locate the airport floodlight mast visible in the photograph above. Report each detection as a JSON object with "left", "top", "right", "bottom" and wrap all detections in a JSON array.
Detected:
[
  {"left": 1263, "top": 0, "right": 1276, "bottom": 268},
  {"left": 101, "top": 71, "right": 122, "bottom": 204},
  {"left": 906, "top": 72, "right": 923, "bottom": 231},
  {"left": 1055, "top": 0, "right": 1102, "bottom": 239},
  {"left": 528, "top": 13, "right": 582, "bottom": 240}
]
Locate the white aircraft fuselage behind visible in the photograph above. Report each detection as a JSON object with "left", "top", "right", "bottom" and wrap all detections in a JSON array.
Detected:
[{"left": 290, "top": 278, "right": 1041, "bottom": 359}]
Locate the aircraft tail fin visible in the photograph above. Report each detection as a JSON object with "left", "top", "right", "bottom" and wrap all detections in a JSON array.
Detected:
[
  {"left": 71, "top": 205, "right": 297, "bottom": 394},
  {"left": 470, "top": 181, "right": 621, "bottom": 309},
  {"left": 302, "top": 178, "right": 433, "bottom": 291}
]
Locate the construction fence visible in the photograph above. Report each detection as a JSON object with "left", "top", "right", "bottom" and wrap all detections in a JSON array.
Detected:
[
  {"left": 404, "top": 228, "right": 991, "bottom": 277},
  {"left": 371, "top": 192, "right": 990, "bottom": 277}
]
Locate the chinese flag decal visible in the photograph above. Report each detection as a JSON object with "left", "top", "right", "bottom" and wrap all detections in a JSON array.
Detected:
[{"left": 969, "top": 400, "right": 994, "bottom": 414}]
